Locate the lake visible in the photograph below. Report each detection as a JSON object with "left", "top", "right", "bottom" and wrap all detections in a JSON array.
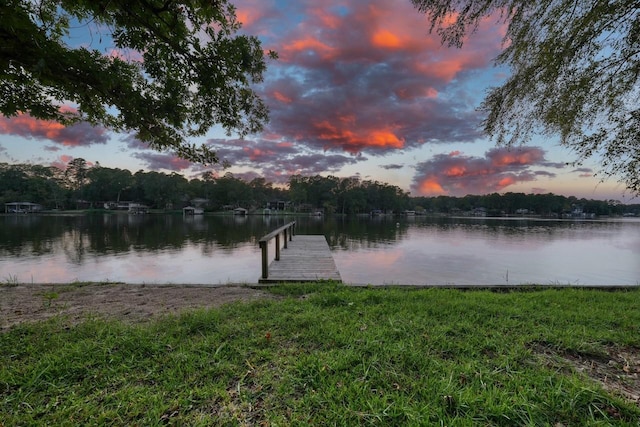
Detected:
[{"left": 1, "top": 213, "right": 638, "bottom": 286}]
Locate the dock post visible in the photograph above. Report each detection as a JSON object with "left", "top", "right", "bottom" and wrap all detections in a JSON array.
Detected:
[
  {"left": 258, "top": 221, "right": 297, "bottom": 282},
  {"left": 260, "top": 240, "right": 268, "bottom": 279}
]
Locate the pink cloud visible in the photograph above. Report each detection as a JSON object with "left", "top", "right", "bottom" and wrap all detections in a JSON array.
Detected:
[
  {"left": 49, "top": 155, "right": 94, "bottom": 170},
  {"left": 572, "top": 167, "right": 594, "bottom": 178},
  {"left": 107, "top": 48, "right": 144, "bottom": 63},
  {"left": 50, "top": 155, "right": 75, "bottom": 170},
  {"left": 280, "top": 36, "right": 338, "bottom": 61},
  {"left": 235, "top": 0, "right": 505, "bottom": 157},
  {"left": 133, "top": 152, "right": 193, "bottom": 171},
  {"left": 412, "top": 147, "right": 565, "bottom": 196},
  {"left": 121, "top": 134, "right": 152, "bottom": 151},
  {"left": 308, "top": 6, "right": 342, "bottom": 29},
  {"left": 0, "top": 0, "right": 515, "bottom": 187},
  {"left": 272, "top": 91, "right": 293, "bottom": 103},
  {"left": 205, "top": 137, "right": 362, "bottom": 183},
  {"left": 235, "top": 0, "right": 284, "bottom": 34},
  {"left": 0, "top": 113, "right": 108, "bottom": 147},
  {"left": 489, "top": 148, "right": 546, "bottom": 166},
  {"left": 312, "top": 120, "right": 405, "bottom": 153},
  {"left": 236, "top": 9, "right": 258, "bottom": 28}
]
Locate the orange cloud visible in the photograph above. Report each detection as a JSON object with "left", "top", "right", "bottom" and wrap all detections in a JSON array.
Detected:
[
  {"left": 491, "top": 150, "right": 543, "bottom": 166},
  {"left": 0, "top": 105, "right": 110, "bottom": 149},
  {"left": 498, "top": 176, "right": 516, "bottom": 187},
  {"left": 369, "top": 130, "right": 404, "bottom": 148},
  {"left": 309, "top": 6, "right": 341, "bottom": 29},
  {"left": 413, "top": 147, "right": 563, "bottom": 196},
  {"left": 431, "top": 12, "right": 504, "bottom": 46},
  {"left": 372, "top": 29, "right": 402, "bottom": 48},
  {"left": 282, "top": 37, "right": 337, "bottom": 61},
  {"left": 60, "top": 154, "right": 74, "bottom": 164},
  {"left": 419, "top": 179, "right": 446, "bottom": 195},
  {"left": 235, "top": 0, "right": 276, "bottom": 31},
  {"left": 0, "top": 114, "right": 55, "bottom": 134},
  {"left": 339, "top": 114, "right": 356, "bottom": 125},
  {"left": 394, "top": 86, "right": 438, "bottom": 100},
  {"left": 242, "top": 146, "right": 276, "bottom": 161},
  {"left": 0, "top": 113, "right": 107, "bottom": 147},
  {"left": 313, "top": 120, "right": 404, "bottom": 152},
  {"left": 444, "top": 166, "right": 466, "bottom": 177},
  {"left": 235, "top": 9, "right": 254, "bottom": 26},
  {"left": 417, "top": 59, "right": 464, "bottom": 81},
  {"left": 424, "top": 87, "right": 439, "bottom": 98},
  {"left": 314, "top": 120, "right": 357, "bottom": 144},
  {"left": 438, "top": 11, "right": 461, "bottom": 28},
  {"left": 273, "top": 91, "right": 293, "bottom": 103},
  {"left": 225, "top": 0, "right": 506, "bottom": 163}
]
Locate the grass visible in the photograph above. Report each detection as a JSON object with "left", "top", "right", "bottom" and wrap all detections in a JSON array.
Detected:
[
  {"left": 1, "top": 284, "right": 639, "bottom": 425},
  {"left": 2, "top": 274, "right": 20, "bottom": 287}
]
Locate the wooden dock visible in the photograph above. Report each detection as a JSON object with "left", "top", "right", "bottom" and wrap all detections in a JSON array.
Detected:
[{"left": 258, "top": 230, "right": 341, "bottom": 283}]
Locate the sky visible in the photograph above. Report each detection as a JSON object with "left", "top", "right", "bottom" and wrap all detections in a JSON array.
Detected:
[{"left": 0, "top": 0, "right": 634, "bottom": 202}]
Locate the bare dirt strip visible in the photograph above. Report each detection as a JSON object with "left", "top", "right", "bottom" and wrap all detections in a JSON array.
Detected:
[{"left": 0, "top": 283, "right": 276, "bottom": 330}]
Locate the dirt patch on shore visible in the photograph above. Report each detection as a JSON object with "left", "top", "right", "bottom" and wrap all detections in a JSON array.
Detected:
[
  {"left": 0, "top": 283, "right": 276, "bottom": 331},
  {"left": 532, "top": 342, "right": 640, "bottom": 407}
]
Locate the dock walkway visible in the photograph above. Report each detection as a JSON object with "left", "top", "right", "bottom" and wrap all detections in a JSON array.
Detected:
[{"left": 258, "top": 226, "right": 341, "bottom": 283}]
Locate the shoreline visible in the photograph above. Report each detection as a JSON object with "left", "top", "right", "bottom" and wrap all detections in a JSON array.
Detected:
[
  {"left": 4, "top": 281, "right": 639, "bottom": 289},
  {"left": 2, "top": 282, "right": 638, "bottom": 332}
]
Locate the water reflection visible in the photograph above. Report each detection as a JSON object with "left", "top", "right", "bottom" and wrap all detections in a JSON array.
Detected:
[
  {"left": 1, "top": 214, "right": 290, "bottom": 258},
  {"left": 1, "top": 214, "right": 638, "bottom": 285},
  {"left": 323, "top": 216, "right": 639, "bottom": 286}
]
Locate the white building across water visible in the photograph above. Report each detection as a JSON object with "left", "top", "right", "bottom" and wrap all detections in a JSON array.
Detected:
[{"left": 4, "top": 202, "right": 43, "bottom": 213}]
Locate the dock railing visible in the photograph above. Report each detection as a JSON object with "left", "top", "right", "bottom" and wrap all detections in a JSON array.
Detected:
[{"left": 258, "top": 221, "right": 296, "bottom": 280}]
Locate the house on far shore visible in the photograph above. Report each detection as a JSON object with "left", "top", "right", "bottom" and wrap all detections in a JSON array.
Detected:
[
  {"left": 190, "top": 198, "right": 209, "bottom": 208},
  {"left": 233, "top": 207, "right": 248, "bottom": 216},
  {"left": 183, "top": 206, "right": 204, "bottom": 215},
  {"left": 4, "top": 202, "right": 43, "bottom": 213},
  {"left": 128, "top": 203, "right": 149, "bottom": 215}
]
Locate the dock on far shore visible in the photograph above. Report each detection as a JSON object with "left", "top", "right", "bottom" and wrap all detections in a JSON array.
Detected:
[{"left": 258, "top": 223, "right": 341, "bottom": 284}]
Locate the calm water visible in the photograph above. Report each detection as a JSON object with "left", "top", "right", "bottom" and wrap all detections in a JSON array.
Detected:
[{"left": 1, "top": 214, "right": 638, "bottom": 286}]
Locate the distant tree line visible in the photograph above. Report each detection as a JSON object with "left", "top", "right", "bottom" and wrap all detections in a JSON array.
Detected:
[
  {"left": 1, "top": 161, "right": 638, "bottom": 216},
  {"left": 411, "top": 194, "right": 638, "bottom": 217}
]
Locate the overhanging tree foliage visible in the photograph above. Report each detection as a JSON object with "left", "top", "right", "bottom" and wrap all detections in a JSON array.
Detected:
[
  {"left": 1, "top": 0, "right": 275, "bottom": 164},
  {"left": 412, "top": 0, "right": 640, "bottom": 195}
]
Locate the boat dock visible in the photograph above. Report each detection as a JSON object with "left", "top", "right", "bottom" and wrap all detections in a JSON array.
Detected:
[{"left": 258, "top": 222, "right": 342, "bottom": 284}]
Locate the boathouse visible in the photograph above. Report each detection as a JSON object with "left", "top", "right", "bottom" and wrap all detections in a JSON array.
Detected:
[{"left": 4, "top": 202, "right": 43, "bottom": 213}]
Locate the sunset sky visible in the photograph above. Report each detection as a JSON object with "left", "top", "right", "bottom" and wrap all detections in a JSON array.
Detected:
[{"left": 0, "top": 0, "right": 634, "bottom": 202}]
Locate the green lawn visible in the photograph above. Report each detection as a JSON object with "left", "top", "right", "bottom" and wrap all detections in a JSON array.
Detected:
[{"left": 1, "top": 284, "right": 639, "bottom": 425}]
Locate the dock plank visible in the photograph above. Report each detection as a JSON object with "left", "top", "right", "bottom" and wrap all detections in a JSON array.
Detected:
[{"left": 259, "top": 235, "right": 342, "bottom": 283}]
